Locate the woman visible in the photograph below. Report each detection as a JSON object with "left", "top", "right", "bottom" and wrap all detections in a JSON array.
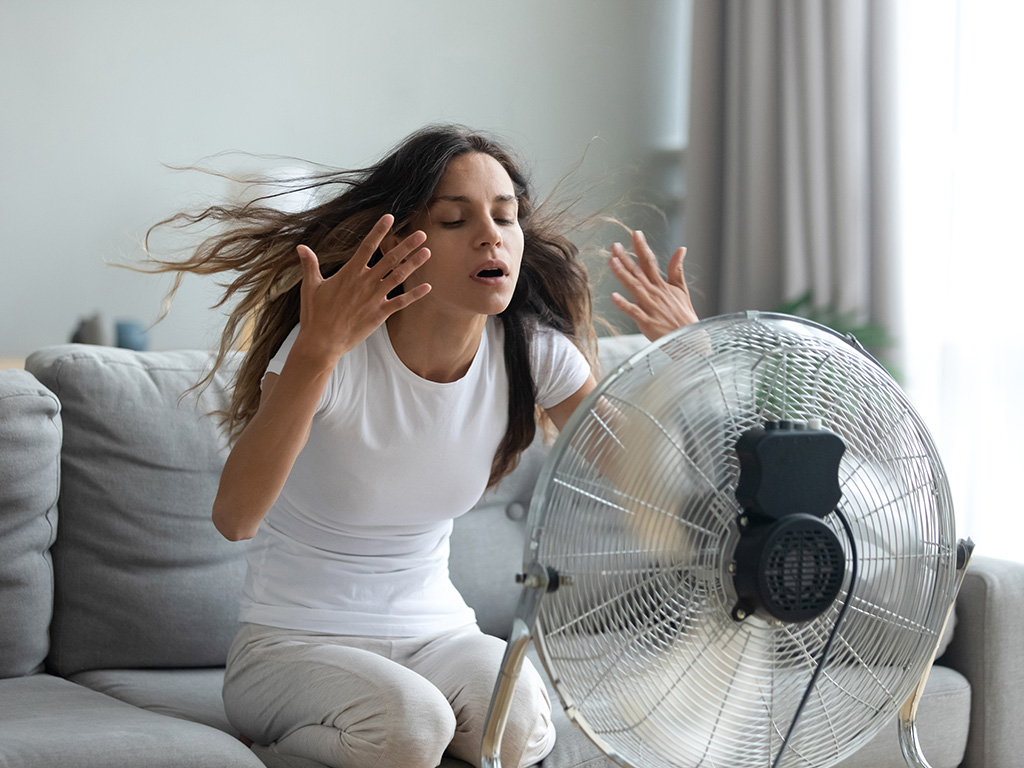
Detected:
[{"left": 148, "top": 125, "right": 696, "bottom": 768}]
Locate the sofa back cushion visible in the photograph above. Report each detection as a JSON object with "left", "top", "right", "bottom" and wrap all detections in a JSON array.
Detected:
[
  {"left": 26, "top": 345, "right": 245, "bottom": 676},
  {"left": 0, "top": 370, "right": 61, "bottom": 677}
]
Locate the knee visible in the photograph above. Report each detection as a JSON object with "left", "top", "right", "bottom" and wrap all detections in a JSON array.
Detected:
[
  {"left": 263, "top": 683, "right": 456, "bottom": 768},
  {"left": 379, "top": 685, "right": 457, "bottom": 768}
]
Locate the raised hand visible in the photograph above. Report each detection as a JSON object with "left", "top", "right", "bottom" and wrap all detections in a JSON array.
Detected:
[
  {"left": 609, "top": 230, "right": 698, "bottom": 341},
  {"left": 294, "top": 214, "right": 431, "bottom": 364}
]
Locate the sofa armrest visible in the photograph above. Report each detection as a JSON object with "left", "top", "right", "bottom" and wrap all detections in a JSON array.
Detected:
[{"left": 941, "top": 554, "right": 1024, "bottom": 768}]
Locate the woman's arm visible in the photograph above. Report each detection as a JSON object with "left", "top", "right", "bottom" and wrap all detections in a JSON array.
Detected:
[
  {"left": 211, "top": 215, "right": 432, "bottom": 541},
  {"left": 544, "top": 374, "right": 597, "bottom": 432},
  {"left": 544, "top": 375, "right": 635, "bottom": 483},
  {"left": 211, "top": 359, "right": 327, "bottom": 541}
]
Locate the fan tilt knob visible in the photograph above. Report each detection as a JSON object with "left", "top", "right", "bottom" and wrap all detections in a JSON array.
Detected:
[{"left": 731, "top": 421, "right": 847, "bottom": 623}]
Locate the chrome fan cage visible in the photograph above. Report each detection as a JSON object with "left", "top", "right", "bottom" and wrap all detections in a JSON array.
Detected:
[{"left": 504, "top": 313, "right": 958, "bottom": 768}]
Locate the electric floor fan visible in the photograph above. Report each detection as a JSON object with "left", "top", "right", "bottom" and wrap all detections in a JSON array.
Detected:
[{"left": 482, "top": 312, "right": 972, "bottom": 768}]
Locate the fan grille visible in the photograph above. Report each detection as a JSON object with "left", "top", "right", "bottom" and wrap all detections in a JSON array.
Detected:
[
  {"left": 527, "top": 313, "right": 956, "bottom": 768},
  {"left": 760, "top": 521, "right": 845, "bottom": 619}
]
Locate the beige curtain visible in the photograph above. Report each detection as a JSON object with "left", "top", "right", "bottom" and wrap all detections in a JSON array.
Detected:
[{"left": 685, "top": 0, "right": 899, "bottom": 348}]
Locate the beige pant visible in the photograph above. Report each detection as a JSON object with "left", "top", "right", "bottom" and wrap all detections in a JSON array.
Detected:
[{"left": 223, "top": 622, "right": 556, "bottom": 768}]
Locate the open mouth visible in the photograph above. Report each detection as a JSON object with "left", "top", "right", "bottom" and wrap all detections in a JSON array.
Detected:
[{"left": 477, "top": 268, "right": 504, "bottom": 278}]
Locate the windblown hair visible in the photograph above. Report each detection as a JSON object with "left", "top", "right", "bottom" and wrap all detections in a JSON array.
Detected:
[{"left": 144, "top": 124, "right": 597, "bottom": 487}]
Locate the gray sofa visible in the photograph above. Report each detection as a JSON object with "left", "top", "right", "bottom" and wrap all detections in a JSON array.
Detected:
[{"left": 1, "top": 338, "right": 1021, "bottom": 768}]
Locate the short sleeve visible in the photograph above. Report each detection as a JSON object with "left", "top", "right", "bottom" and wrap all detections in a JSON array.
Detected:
[
  {"left": 530, "top": 327, "right": 591, "bottom": 410},
  {"left": 265, "top": 325, "right": 300, "bottom": 378}
]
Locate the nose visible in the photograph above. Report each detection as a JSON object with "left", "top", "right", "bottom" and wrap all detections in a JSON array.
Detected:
[{"left": 476, "top": 218, "right": 502, "bottom": 248}]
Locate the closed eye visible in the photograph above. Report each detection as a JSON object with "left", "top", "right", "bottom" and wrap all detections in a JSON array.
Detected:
[{"left": 441, "top": 217, "right": 515, "bottom": 228}]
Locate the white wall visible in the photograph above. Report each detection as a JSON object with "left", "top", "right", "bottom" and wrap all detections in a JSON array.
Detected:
[{"left": 0, "top": 0, "right": 690, "bottom": 355}]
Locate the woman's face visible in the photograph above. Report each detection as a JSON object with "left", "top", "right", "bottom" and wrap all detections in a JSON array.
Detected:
[{"left": 400, "top": 152, "right": 525, "bottom": 319}]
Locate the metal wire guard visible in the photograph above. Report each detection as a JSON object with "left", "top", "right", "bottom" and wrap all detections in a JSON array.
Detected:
[{"left": 527, "top": 312, "right": 957, "bottom": 768}]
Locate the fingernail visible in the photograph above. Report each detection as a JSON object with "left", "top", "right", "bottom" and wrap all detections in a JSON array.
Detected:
[{"left": 635, "top": 230, "right": 645, "bottom": 242}]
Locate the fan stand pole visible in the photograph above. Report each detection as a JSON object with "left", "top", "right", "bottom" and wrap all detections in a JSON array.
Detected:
[
  {"left": 481, "top": 563, "right": 549, "bottom": 768},
  {"left": 898, "top": 538, "right": 975, "bottom": 768}
]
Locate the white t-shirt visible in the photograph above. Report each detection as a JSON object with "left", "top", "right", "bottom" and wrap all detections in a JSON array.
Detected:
[{"left": 238, "top": 316, "right": 591, "bottom": 636}]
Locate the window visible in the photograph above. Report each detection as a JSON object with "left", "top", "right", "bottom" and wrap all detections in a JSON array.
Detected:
[{"left": 897, "top": 0, "right": 1024, "bottom": 561}]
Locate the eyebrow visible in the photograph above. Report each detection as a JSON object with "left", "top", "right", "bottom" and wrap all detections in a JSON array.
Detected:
[{"left": 429, "top": 194, "right": 517, "bottom": 206}]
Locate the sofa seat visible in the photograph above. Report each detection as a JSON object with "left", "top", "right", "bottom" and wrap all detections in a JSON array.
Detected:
[
  {"left": 0, "top": 674, "right": 262, "bottom": 768},
  {"left": 69, "top": 668, "right": 238, "bottom": 735}
]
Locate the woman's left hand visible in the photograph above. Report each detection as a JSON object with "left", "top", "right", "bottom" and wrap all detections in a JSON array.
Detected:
[{"left": 609, "top": 230, "right": 699, "bottom": 341}]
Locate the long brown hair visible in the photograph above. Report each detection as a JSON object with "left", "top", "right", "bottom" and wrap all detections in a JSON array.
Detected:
[{"left": 144, "top": 124, "right": 597, "bottom": 486}]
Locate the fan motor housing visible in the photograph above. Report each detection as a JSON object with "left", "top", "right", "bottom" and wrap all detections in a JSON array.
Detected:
[
  {"left": 733, "top": 513, "right": 847, "bottom": 622},
  {"left": 732, "top": 421, "right": 847, "bottom": 623}
]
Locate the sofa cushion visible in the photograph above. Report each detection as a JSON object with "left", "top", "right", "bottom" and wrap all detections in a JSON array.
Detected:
[
  {"left": 0, "top": 369, "right": 61, "bottom": 678},
  {"left": 0, "top": 673, "right": 263, "bottom": 768},
  {"left": 834, "top": 664, "right": 970, "bottom": 768},
  {"left": 944, "top": 554, "right": 1024, "bottom": 768},
  {"left": 70, "top": 667, "right": 236, "bottom": 735},
  {"left": 25, "top": 344, "right": 246, "bottom": 675}
]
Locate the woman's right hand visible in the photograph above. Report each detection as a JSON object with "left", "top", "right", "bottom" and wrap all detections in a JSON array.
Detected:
[{"left": 293, "top": 213, "right": 432, "bottom": 367}]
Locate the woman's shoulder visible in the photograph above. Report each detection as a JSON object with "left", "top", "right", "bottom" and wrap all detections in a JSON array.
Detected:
[{"left": 529, "top": 320, "right": 578, "bottom": 356}]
